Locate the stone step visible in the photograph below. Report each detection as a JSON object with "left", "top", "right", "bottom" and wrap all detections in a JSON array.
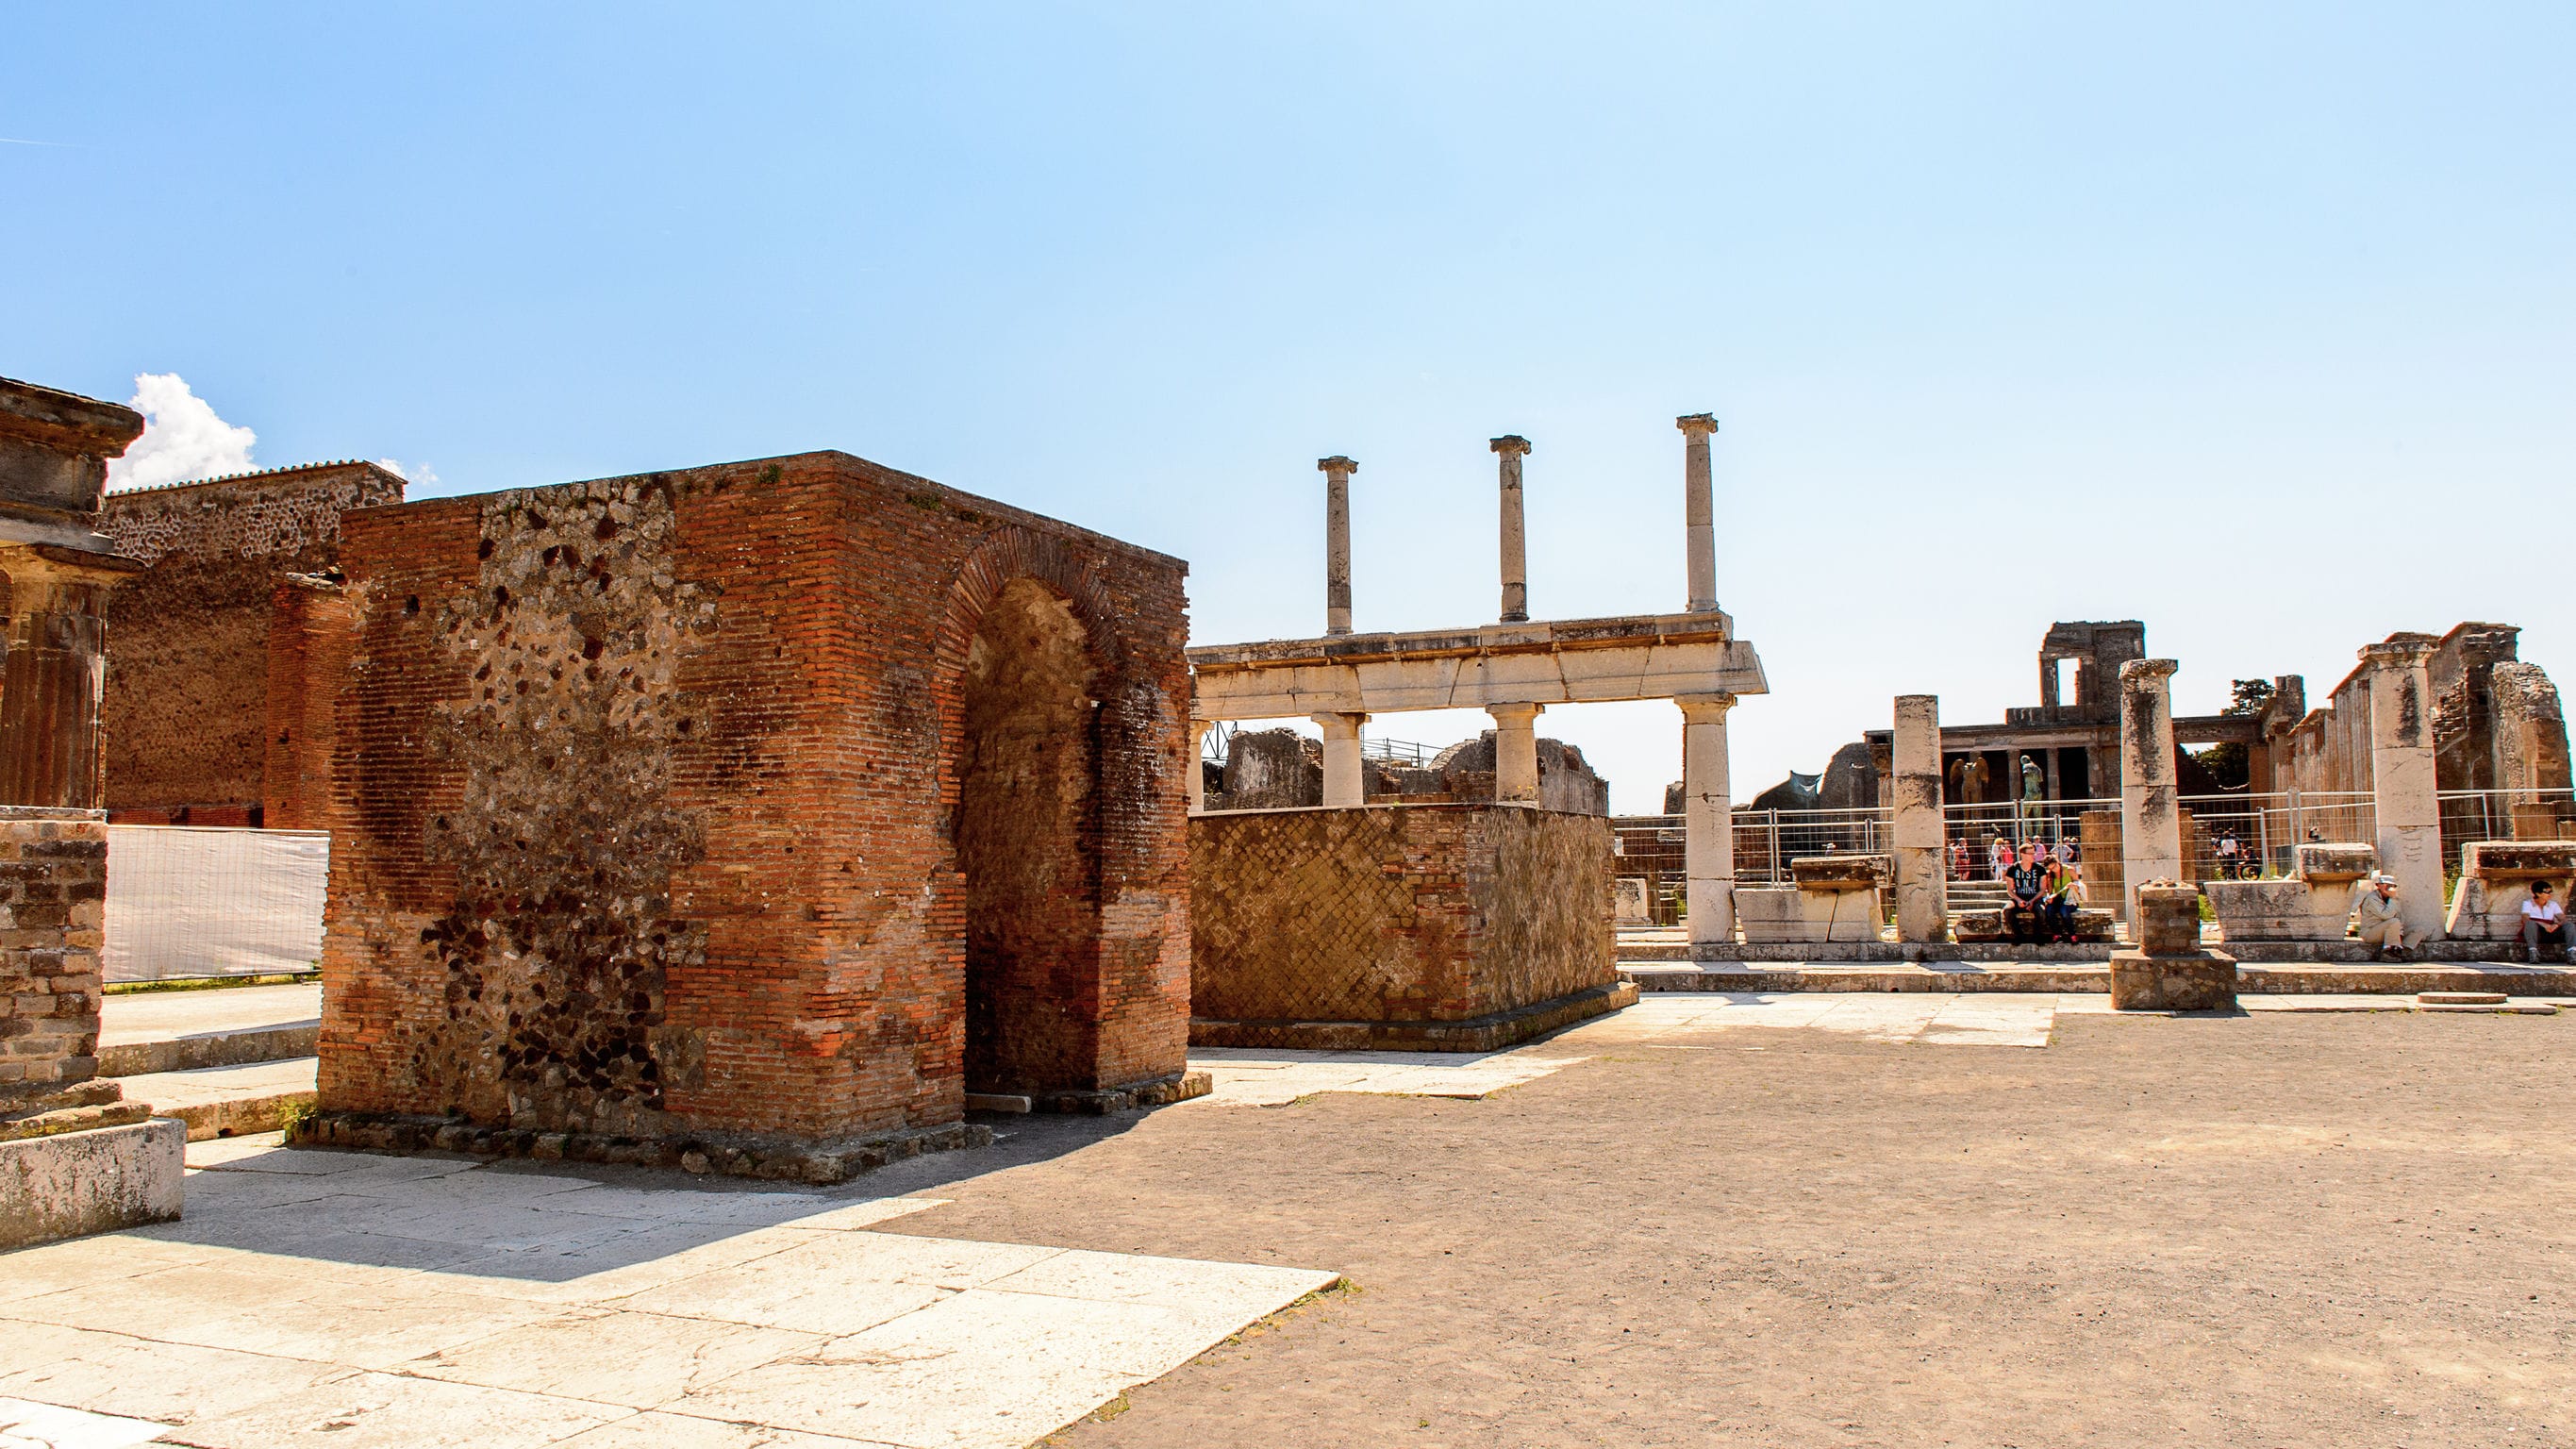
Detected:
[
  {"left": 117, "top": 1058, "right": 317, "bottom": 1142},
  {"left": 2418, "top": 991, "right": 2508, "bottom": 1005}
]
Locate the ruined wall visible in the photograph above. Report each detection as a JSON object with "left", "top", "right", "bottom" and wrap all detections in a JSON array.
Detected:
[
  {"left": 2284, "top": 625, "right": 2572, "bottom": 816},
  {"left": 94, "top": 463, "right": 403, "bottom": 821},
  {"left": 1189, "top": 803, "right": 1613, "bottom": 1028},
  {"left": 260, "top": 576, "right": 355, "bottom": 832},
  {"left": 0, "top": 809, "right": 109, "bottom": 1106},
  {"left": 1417, "top": 732, "right": 1610, "bottom": 815},
  {"left": 315, "top": 451, "right": 1191, "bottom": 1152}
]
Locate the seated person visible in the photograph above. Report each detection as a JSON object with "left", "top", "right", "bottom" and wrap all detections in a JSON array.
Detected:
[
  {"left": 2041, "top": 859, "right": 2086, "bottom": 942},
  {"left": 2003, "top": 842, "right": 2050, "bottom": 944},
  {"left": 2524, "top": 880, "right": 2571, "bottom": 964},
  {"left": 2353, "top": 874, "right": 2414, "bottom": 959}
]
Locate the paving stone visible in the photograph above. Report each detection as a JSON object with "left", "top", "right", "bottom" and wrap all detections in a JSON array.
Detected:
[
  {"left": 0, "top": 1395, "right": 169, "bottom": 1449},
  {"left": 394, "top": 1307, "right": 823, "bottom": 1409},
  {"left": 0, "top": 1322, "right": 354, "bottom": 1426},
  {"left": 156, "top": 1371, "right": 626, "bottom": 1449}
]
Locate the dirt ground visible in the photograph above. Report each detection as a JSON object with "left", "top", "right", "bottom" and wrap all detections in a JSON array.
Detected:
[{"left": 849, "top": 1006, "right": 2576, "bottom": 1449}]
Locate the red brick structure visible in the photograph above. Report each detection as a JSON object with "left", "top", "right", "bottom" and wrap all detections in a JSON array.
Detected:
[
  {"left": 94, "top": 462, "right": 404, "bottom": 824},
  {"left": 302, "top": 452, "right": 1195, "bottom": 1179}
]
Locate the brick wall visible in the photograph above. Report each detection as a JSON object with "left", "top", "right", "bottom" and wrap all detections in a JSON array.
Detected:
[
  {"left": 312, "top": 451, "right": 1191, "bottom": 1151},
  {"left": 94, "top": 463, "right": 403, "bottom": 821},
  {"left": 1188, "top": 803, "right": 1615, "bottom": 1032},
  {"left": 261, "top": 576, "right": 355, "bottom": 832},
  {"left": 0, "top": 808, "right": 110, "bottom": 1105}
]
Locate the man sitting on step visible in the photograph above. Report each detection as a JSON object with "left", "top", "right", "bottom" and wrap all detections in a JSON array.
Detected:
[
  {"left": 2522, "top": 880, "right": 2571, "bottom": 964},
  {"left": 2353, "top": 873, "right": 2416, "bottom": 960}
]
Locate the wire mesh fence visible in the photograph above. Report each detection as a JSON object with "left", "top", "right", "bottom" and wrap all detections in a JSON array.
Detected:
[{"left": 103, "top": 825, "right": 329, "bottom": 983}]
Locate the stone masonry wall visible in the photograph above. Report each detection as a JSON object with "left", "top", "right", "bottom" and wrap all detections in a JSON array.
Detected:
[
  {"left": 93, "top": 463, "right": 403, "bottom": 821},
  {"left": 0, "top": 809, "right": 110, "bottom": 1105},
  {"left": 1189, "top": 803, "right": 1614, "bottom": 1026},
  {"left": 314, "top": 451, "right": 1191, "bottom": 1152}
]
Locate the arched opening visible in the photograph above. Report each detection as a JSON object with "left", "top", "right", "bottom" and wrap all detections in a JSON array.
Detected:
[{"left": 956, "top": 575, "right": 1102, "bottom": 1095}]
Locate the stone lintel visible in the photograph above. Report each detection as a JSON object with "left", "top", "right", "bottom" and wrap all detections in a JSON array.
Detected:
[
  {"left": 1191, "top": 609, "right": 1737, "bottom": 671},
  {"left": 1191, "top": 632, "right": 1765, "bottom": 720}
]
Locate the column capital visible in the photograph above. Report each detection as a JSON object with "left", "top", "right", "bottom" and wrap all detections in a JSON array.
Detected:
[
  {"left": 2360, "top": 634, "right": 2438, "bottom": 668},
  {"left": 1676, "top": 691, "right": 1737, "bottom": 722},
  {"left": 1308, "top": 710, "right": 1368, "bottom": 735},
  {"left": 1486, "top": 701, "right": 1544, "bottom": 725},
  {"left": 2118, "top": 658, "right": 2179, "bottom": 684},
  {"left": 1488, "top": 435, "right": 1532, "bottom": 458},
  {"left": 1317, "top": 456, "right": 1357, "bottom": 477},
  {"left": 1674, "top": 413, "right": 1719, "bottom": 440}
]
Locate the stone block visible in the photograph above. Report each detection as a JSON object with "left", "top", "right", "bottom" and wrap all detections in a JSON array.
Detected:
[
  {"left": 1789, "top": 854, "right": 1890, "bottom": 892},
  {"left": 1614, "top": 876, "right": 1651, "bottom": 927},
  {"left": 2443, "top": 840, "right": 2576, "bottom": 941},
  {"left": 1736, "top": 881, "right": 1883, "bottom": 944},
  {"left": 2133, "top": 882, "right": 2202, "bottom": 956},
  {"left": 2295, "top": 842, "right": 2377, "bottom": 884},
  {"left": 2108, "top": 950, "right": 2238, "bottom": 1011},
  {"left": 0, "top": 1116, "right": 183, "bottom": 1249},
  {"left": 2204, "top": 877, "right": 2352, "bottom": 942}
]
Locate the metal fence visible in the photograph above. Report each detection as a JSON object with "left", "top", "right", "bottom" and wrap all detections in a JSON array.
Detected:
[{"left": 102, "top": 825, "right": 329, "bottom": 983}]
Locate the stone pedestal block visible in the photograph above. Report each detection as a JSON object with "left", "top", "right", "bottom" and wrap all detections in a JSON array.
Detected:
[
  {"left": 2203, "top": 877, "right": 2354, "bottom": 942},
  {"left": 1736, "top": 863, "right": 1886, "bottom": 945},
  {"left": 2443, "top": 840, "right": 2576, "bottom": 941},
  {"left": 0, "top": 1116, "right": 183, "bottom": 1249},
  {"left": 2111, "top": 881, "right": 2237, "bottom": 1010},
  {"left": 1613, "top": 877, "right": 1651, "bottom": 926},
  {"left": 2108, "top": 952, "right": 2239, "bottom": 1011}
]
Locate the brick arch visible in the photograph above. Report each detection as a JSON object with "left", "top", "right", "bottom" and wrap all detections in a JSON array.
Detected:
[{"left": 933, "top": 527, "right": 1124, "bottom": 689}]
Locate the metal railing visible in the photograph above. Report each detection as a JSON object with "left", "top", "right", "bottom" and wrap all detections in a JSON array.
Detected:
[{"left": 1361, "top": 735, "right": 1438, "bottom": 767}]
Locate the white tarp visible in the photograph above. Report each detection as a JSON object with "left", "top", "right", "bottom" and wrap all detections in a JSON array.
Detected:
[{"left": 102, "top": 825, "right": 330, "bottom": 983}]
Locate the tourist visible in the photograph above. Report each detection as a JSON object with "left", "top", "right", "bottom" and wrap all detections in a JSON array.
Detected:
[
  {"left": 2216, "top": 830, "right": 2242, "bottom": 879},
  {"left": 2354, "top": 873, "right": 2413, "bottom": 959},
  {"left": 2523, "top": 881, "right": 2571, "bottom": 964},
  {"left": 2004, "top": 842, "right": 2050, "bottom": 944},
  {"left": 1951, "top": 838, "right": 1971, "bottom": 881},
  {"left": 2041, "top": 858, "right": 2086, "bottom": 942},
  {"left": 1989, "top": 835, "right": 2014, "bottom": 878}
]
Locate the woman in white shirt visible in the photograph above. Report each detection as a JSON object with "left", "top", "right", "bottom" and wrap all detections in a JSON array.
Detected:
[{"left": 2523, "top": 881, "right": 2570, "bottom": 963}]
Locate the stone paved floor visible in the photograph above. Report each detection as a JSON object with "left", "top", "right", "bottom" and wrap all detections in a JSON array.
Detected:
[
  {"left": 96, "top": 987, "right": 320, "bottom": 1051},
  {"left": 0, "top": 1140, "right": 1335, "bottom": 1448}
]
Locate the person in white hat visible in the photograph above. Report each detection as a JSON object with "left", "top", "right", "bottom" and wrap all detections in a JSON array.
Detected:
[{"left": 2353, "top": 872, "right": 2414, "bottom": 959}]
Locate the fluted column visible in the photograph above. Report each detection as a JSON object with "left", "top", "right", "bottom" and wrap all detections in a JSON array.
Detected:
[
  {"left": 1491, "top": 435, "right": 1530, "bottom": 623},
  {"left": 1318, "top": 456, "right": 1355, "bottom": 636},
  {"left": 1675, "top": 413, "right": 1719, "bottom": 614},
  {"left": 0, "top": 545, "right": 142, "bottom": 808},
  {"left": 1679, "top": 692, "right": 1737, "bottom": 946}
]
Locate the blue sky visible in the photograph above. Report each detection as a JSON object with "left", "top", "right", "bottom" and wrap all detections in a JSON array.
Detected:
[{"left": 7, "top": 4, "right": 2570, "bottom": 809}]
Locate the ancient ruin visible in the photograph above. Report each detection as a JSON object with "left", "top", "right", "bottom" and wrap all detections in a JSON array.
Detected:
[
  {"left": 0, "top": 375, "right": 182, "bottom": 1248},
  {"left": 94, "top": 461, "right": 405, "bottom": 824},
  {"left": 298, "top": 451, "right": 1201, "bottom": 1179},
  {"left": 1186, "top": 420, "right": 1765, "bottom": 1045}
]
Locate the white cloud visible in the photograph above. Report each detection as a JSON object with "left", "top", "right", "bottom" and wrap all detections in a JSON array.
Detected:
[
  {"left": 373, "top": 458, "right": 439, "bottom": 489},
  {"left": 104, "top": 374, "right": 256, "bottom": 491}
]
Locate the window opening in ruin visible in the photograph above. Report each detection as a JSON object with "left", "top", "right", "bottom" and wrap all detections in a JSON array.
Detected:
[
  {"left": 956, "top": 576, "right": 1103, "bottom": 1096},
  {"left": 2053, "top": 656, "right": 2076, "bottom": 709}
]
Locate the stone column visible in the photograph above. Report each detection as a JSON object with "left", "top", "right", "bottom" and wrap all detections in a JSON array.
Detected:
[
  {"left": 1491, "top": 435, "right": 1530, "bottom": 623},
  {"left": 1891, "top": 694, "right": 1948, "bottom": 942},
  {"left": 1675, "top": 414, "right": 1719, "bottom": 614},
  {"left": 0, "top": 548, "right": 139, "bottom": 808},
  {"left": 2118, "top": 658, "right": 2184, "bottom": 926},
  {"left": 1185, "top": 719, "right": 1211, "bottom": 813},
  {"left": 1319, "top": 456, "right": 1355, "bottom": 636},
  {"left": 1312, "top": 711, "right": 1368, "bottom": 808},
  {"left": 1488, "top": 702, "right": 1542, "bottom": 803},
  {"left": 1678, "top": 692, "right": 1737, "bottom": 946},
  {"left": 2364, "top": 635, "right": 2445, "bottom": 941}
]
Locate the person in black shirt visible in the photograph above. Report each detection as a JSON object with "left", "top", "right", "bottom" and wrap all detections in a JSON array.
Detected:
[{"left": 2004, "top": 841, "right": 2050, "bottom": 944}]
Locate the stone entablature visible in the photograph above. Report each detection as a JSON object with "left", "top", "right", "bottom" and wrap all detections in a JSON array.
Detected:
[{"left": 1187, "top": 610, "right": 1767, "bottom": 719}]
